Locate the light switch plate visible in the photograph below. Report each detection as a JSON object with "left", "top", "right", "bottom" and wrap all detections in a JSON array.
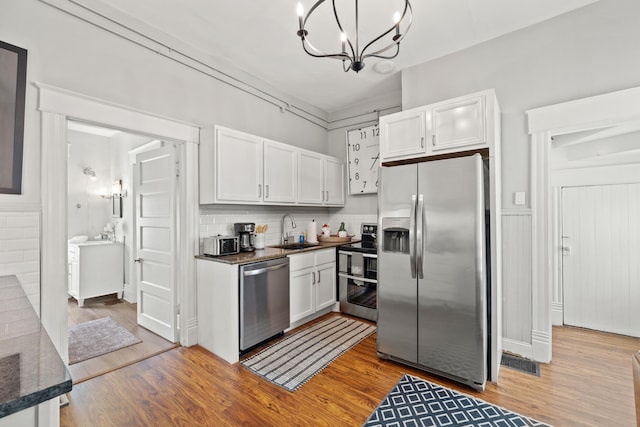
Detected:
[{"left": 514, "top": 192, "right": 526, "bottom": 206}]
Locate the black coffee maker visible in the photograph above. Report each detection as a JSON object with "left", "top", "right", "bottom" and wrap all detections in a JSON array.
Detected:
[{"left": 234, "top": 222, "right": 255, "bottom": 252}]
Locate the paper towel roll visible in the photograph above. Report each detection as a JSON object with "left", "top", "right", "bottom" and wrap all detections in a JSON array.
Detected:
[{"left": 307, "top": 220, "right": 318, "bottom": 243}]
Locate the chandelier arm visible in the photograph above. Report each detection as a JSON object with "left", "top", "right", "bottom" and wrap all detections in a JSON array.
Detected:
[
  {"left": 301, "top": 39, "right": 352, "bottom": 61},
  {"left": 363, "top": 45, "right": 401, "bottom": 61},
  {"left": 330, "top": 0, "right": 356, "bottom": 60},
  {"left": 302, "top": 0, "right": 328, "bottom": 29},
  {"left": 359, "top": 1, "right": 413, "bottom": 59}
]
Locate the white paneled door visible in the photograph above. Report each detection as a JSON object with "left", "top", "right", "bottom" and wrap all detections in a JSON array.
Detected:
[
  {"left": 562, "top": 184, "right": 640, "bottom": 337},
  {"left": 135, "top": 145, "right": 178, "bottom": 342}
]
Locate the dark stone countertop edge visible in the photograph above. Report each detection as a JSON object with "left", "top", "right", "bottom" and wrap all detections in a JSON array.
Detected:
[
  {"left": 195, "top": 240, "right": 359, "bottom": 265},
  {"left": 0, "top": 275, "right": 73, "bottom": 419},
  {"left": 0, "top": 379, "right": 72, "bottom": 418}
]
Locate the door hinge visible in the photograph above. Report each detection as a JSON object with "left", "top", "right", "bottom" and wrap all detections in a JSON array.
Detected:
[{"left": 175, "top": 160, "right": 180, "bottom": 177}]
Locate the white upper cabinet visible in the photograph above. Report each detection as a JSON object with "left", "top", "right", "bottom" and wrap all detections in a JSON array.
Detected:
[
  {"left": 297, "top": 150, "right": 345, "bottom": 206},
  {"left": 431, "top": 94, "right": 486, "bottom": 153},
  {"left": 380, "top": 89, "right": 499, "bottom": 162},
  {"left": 200, "top": 125, "right": 344, "bottom": 206},
  {"left": 263, "top": 140, "right": 297, "bottom": 203},
  {"left": 323, "top": 156, "right": 345, "bottom": 206},
  {"left": 297, "top": 151, "right": 324, "bottom": 205},
  {"left": 213, "top": 127, "right": 263, "bottom": 203},
  {"left": 380, "top": 107, "right": 427, "bottom": 162}
]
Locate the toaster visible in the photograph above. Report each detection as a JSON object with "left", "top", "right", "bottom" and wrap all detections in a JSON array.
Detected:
[{"left": 203, "top": 235, "right": 239, "bottom": 256}]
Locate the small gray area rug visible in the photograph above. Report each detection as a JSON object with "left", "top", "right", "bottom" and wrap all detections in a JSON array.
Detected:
[
  {"left": 69, "top": 317, "right": 142, "bottom": 365},
  {"left": 241, "top": 316, "right": 376, "bottom": 392},
  {"left": 363, "top": 374, "right": 552, "bottom": 427}
]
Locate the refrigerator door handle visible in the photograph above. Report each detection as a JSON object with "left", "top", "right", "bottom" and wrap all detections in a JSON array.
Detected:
[
  {"left": 410, "top": 194, "right": 417, "bottom": 278},
  {"left": 417, "top": 194, "right": 425, "bottom": 279}
]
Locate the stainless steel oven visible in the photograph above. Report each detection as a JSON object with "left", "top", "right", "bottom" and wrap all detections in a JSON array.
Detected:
[{"left": 338, "top": 224, "right": 377, "bottom": 322}]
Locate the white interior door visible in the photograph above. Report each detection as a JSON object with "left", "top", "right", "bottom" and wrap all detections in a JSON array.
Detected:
[
  {"left": 562, "top": 184, "right": 640, "bottom": 337},
  {"left": 134, "top": 144, "right": 178, "bottom": 342}
]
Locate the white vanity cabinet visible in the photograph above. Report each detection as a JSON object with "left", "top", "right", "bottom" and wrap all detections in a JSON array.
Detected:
[
  {"left": 380, "top": 89, "right": 499, "bottom": 162},
  {"left": 288, "top": 248, "right": 337, "bottom": 327},
  {"left": 68, "top": 241, "right": 124, "bottom": 307},
  {"left": 297, "top": 150, "right": 345, "bottom": 206}
]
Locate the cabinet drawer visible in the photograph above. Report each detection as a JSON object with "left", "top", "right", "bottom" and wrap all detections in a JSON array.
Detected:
[
  {"left": 288, "top": 252, "right": 315, "bottom": 271},
  {"left": 315, "top": 248, "right": 335, "bottom": 265}
]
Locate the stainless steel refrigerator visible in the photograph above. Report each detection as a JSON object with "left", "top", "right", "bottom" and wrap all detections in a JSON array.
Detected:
[{"left": 377, "top": 154, "right": 490, "bottom": 391}]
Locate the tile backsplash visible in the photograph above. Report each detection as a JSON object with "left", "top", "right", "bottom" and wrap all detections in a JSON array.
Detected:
[
  {"left": 0, "top": 210, "right": 40, "bottom": 314},
  {"left": 199, "top": 205, "right": 376, "bottom": 251}
]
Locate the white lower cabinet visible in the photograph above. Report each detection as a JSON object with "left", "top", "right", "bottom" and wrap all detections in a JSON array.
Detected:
[{"left": 289, "top": 248, "right": 337, "bottom": 325}]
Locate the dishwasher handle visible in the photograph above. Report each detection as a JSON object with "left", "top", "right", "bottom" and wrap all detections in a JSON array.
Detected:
[{"left": 243, "top": 261, "right": 289, "bottom": 276}]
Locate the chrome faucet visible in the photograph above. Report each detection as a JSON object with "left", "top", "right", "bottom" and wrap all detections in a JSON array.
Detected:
[{"left": 281, "top": 214, "right": 297, "bottom": 244}]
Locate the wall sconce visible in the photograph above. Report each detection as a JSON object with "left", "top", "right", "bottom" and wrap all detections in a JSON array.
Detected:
[
  {"left": 101, "top": 179, "right": 127, "bottom": 199},
  {"left": 111, "top": 179, "right": 127, "bottom": 198}
]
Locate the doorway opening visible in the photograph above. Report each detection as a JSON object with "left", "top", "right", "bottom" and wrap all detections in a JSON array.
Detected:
[
  {"left": 65, "top": 120, "right": 180, "bottom": 382},
  {"left": 38, "top": 83, "right": 199, "bottom": 373}
]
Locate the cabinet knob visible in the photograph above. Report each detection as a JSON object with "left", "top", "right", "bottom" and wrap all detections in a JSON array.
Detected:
[{"left": 134, "top": 258, "right": 141, "bottom": 263}]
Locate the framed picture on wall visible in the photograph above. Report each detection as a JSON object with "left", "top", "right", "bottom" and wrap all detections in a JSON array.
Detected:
[{"left": 0, "top": 40, "right": 27, "bottom": 194}]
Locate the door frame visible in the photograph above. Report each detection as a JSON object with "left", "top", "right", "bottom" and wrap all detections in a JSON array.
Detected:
[
  {"left": 37, "top": 82, "right": 200, "bottom": 361},
  {"left": 527, "top": 85, "right": 640, "bottom": 362}
]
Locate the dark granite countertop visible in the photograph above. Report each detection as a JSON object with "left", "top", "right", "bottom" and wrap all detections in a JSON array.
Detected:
[
  {"left": 0, "top": 275, "right": 72, "bottom": 419},
  {"left": 196, "top": 239, "right": 358, "bottom": 265}
]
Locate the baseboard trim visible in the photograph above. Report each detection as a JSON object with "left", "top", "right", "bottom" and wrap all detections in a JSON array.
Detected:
[{"left": 551, "top": 302, "right": 563, "bottom": 326}]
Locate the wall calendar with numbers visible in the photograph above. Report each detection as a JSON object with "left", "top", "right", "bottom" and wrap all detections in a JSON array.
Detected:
[{"left": 346, "top": 123, "right": 380, "bottom": 194}]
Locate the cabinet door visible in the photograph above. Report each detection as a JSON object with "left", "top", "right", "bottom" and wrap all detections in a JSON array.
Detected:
[
  {"left": 297, "top": 151, "right": 324, "bottom": 204},
  {"left": 315, "top": 262, "right": 336, "bottom": 311},
  {"left": 263, "top": 141, "right": 297, "bottom": 203},
  {"left": 215, "top": 127, "right": 263, "bottom": 203},
  {"left": 290, "top": 267, "right": 315, "bottom": 323},
  {"left": 380, "top": 107, "right": 427, "bottom": 162},
  {"left": 432, "top": 95, "right": 486, "bottom": 152},
  {"left": 323, "top": 157, "right": 345, "bottom": 206}
]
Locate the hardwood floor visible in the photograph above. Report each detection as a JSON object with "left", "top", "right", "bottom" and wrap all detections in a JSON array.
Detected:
[
  {"left": 67, "top": 295, "right": 178, "bottom": 384},
  {"left": 61, "top": 313, "right": 640, "bottom": 426}
]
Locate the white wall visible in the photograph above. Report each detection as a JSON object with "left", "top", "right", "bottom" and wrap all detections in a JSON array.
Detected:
[{"left": 67, "top": 130, "right": 112, "bottom": 239}]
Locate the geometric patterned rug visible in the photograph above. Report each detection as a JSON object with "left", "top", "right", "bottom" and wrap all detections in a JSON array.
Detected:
[{"left": 363, "top": 374, "right": 553, "bottom": 427}]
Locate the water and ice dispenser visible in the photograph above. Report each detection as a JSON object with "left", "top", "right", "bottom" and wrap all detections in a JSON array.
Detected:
[{"left": 381, "top": 218, "right": 410, "bottom": 254}]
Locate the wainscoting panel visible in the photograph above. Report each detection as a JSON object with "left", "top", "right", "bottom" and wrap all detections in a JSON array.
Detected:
[{"left": 501, "top": 210, "right": 532, "bottom": 345}]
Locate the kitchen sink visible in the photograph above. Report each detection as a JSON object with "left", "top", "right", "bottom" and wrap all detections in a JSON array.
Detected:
[{"left": 269, "top": 242, "right": 320, "bottom": 250}]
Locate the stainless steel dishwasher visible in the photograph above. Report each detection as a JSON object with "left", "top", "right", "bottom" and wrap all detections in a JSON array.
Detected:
[{"left": 239, "top": 257, "right": 290, "bottom": 351}]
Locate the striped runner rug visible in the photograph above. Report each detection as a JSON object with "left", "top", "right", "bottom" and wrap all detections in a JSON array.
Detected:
[{"left": 241, "top": 316, "right": 376, "bottom": 392}]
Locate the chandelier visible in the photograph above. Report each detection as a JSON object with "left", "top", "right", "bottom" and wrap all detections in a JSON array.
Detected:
[{"left": 296, "top": 0, "right": 413, "bottom": 73}]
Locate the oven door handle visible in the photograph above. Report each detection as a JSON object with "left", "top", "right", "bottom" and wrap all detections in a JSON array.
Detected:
[
  {"left": 338, "top": 250, "right": 377, "bottom": 258},
  {"left": 338, "top": 273, "right": 377, "bottom": 284}
]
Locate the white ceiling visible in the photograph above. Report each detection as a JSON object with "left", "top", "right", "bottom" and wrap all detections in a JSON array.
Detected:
[{"left": 91, "top": 0, "right": 597, "bottom": 113}]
